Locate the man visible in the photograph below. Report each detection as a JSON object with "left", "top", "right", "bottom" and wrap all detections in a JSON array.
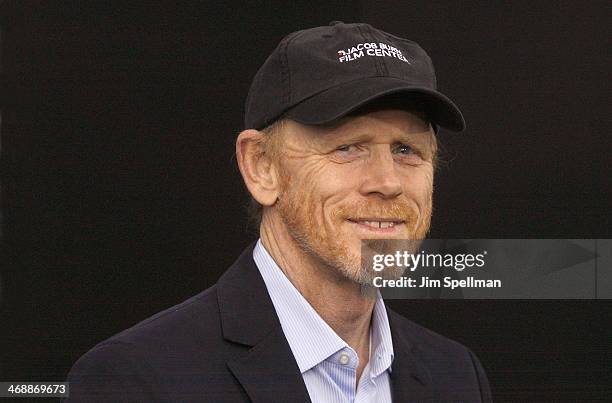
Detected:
[{"left": 66, "top": 22, "right": 492, "bottom": 402}]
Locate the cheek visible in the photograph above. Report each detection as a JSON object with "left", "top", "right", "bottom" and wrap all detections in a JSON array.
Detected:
[
  {"left": 317, "top": 168, "right": 364, "bottom": 220},
  {"left": 401, "top": 167, "right": 434, "bottom": 206},
  {"left": 300, "top": 163, "right": 359, "bottom": 203}
]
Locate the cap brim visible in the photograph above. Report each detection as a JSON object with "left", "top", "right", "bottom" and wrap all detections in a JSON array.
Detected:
[{"left": 284, "top": 76, "right": 465, "bottom": 132}]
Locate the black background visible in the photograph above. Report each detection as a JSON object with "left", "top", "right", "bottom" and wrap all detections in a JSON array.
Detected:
[{"left": 1, "top": 1, "right": 610, "bottom": 401}]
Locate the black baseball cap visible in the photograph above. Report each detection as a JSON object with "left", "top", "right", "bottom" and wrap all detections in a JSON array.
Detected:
[{"left": 244, "top": 21, "right": 465, "bottom": 132}]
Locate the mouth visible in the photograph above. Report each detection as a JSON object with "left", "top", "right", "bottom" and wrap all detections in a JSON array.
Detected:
[{"left": 347, "top": 218, "right": 406, "bottom": 233}]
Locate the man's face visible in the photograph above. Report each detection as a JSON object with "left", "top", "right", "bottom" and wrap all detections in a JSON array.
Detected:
[{"left": 271, "top": 109, "right": 436, "bottom": 285}]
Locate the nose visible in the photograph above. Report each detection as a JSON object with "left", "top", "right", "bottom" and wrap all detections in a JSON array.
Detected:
[{"left": 359, "top": 148, "right": 403, "bottom": 199}]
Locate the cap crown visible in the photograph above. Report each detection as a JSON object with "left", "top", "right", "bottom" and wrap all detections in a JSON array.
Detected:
[{"left": 245, "top": 22, "right": 437, "bottom": 129}]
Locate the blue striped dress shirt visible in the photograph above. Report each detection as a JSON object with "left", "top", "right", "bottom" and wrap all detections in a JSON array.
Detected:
[{"left": 253, "top": 239, "right": 394, "bottom": 403}]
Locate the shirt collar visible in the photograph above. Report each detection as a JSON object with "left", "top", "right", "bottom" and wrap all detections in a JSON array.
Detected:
[
  {"left": 370, "top": 290, "right": 395, "bottom": 377},
  {"left": 253, "top": 239, "right": 394, "bottom": 375}
]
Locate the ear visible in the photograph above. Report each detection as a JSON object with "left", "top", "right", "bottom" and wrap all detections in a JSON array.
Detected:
[{"left": 236, "top": 129, "right": 280, "bottom": 207}]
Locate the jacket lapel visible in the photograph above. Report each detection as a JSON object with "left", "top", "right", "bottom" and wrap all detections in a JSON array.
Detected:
[
  {"left": 217, "top": 243, "right": 311, "bottom": 403},
  {"left": 226, "top": 326, "right": 311, "bottom": 403},
  {"left": 387, "top": 308, "right": 437, "bottom": 402}
]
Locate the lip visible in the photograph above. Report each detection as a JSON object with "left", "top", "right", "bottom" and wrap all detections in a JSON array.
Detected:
[
  {"left": 347, "top": 218, "right": 405, "bottom": 234},
  {"left": 349, "top": 217, "right": 403, "bottom": 222}
]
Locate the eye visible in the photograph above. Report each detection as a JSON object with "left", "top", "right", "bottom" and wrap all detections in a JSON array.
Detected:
[
  {"left": 335, "top": 144, "right": 356, "bottom": 152},
  {"left": 393, "top": 144, "right": 415, "bottom": 155},
  {"left": 330, "top": 143, "right": 366, "bottom": 163},
  {"left": 392, "top": 143, "right": 425, "bottom": 165}
]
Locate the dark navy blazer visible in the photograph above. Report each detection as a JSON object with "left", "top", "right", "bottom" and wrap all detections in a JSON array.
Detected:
[{"left": 65, "top": 243, "right": 492, "bottom": 402}]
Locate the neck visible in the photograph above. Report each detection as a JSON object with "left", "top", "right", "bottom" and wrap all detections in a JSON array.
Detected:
[{"left": 260, "top": 214, "right": 375, "bottom": 379}]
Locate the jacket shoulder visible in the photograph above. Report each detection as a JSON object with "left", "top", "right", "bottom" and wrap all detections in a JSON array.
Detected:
[
  {"left": 103, "top": 285, "right": 220, "bottom": 347},
  {"left": 65, "top": 285, "right": 247, "bottom": 402}
]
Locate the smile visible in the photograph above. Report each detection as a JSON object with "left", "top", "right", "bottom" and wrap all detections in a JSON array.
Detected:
[{"left": 347, "top": 218, "right": 405, "bottom": 232}]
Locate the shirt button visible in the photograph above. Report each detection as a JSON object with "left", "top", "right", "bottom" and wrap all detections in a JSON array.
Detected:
[{"left": 339, "top": 352, "right": 350, "bottom": 365}]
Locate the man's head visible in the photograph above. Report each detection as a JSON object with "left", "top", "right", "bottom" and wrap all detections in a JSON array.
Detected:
[{"left": 237, "top": 22, "right": 463, "bottom": 286}]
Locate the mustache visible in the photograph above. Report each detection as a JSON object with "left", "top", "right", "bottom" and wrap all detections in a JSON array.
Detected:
[{"left": 332, "top": 199, "right": 419, "bottom": 223}]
